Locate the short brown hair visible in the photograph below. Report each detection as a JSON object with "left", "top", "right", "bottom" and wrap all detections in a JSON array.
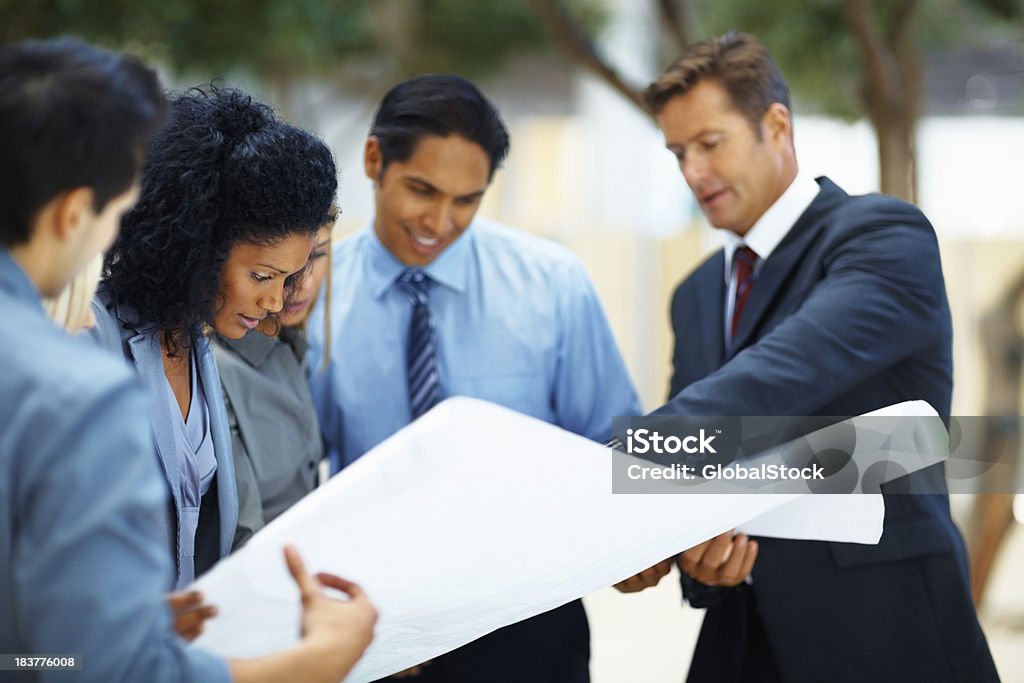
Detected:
[{"left": 645, "top": 31, "right": 790, "bottom": 133}]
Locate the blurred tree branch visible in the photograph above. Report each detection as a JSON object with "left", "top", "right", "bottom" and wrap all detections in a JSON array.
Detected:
[
  {"left": 656, "top": 0, "right": 692, "bottom": 54},
  {"left": 526, "top": 0, "right": 649, "bottom": 114}
]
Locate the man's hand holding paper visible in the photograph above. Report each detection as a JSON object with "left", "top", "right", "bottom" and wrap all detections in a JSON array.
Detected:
[
  {"left": 615, "top": 530, "right": 759, "bottom": 594},
  {"left": 612, "top": 556, "right": 675, "bottom": 593},
  {"left": 677, "top": 531, "right": 758, "bottom": 588}
]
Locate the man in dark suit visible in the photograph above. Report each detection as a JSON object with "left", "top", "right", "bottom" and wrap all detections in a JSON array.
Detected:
[{"left": 613, "top": 32, "right": 998, "bottom": 683}]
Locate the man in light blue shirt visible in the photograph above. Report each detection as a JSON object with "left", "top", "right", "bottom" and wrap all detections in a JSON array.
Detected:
[
  {"left": 307, "top": 75, "right": 640, "bottom": 682},
  {"left": 1, "top": 38, "right": 375, "bottom": 683}
]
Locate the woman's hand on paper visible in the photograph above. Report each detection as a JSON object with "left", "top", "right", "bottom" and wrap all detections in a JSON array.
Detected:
[{"left": 166, "top": 589, "right": 218, "bottom": 641}]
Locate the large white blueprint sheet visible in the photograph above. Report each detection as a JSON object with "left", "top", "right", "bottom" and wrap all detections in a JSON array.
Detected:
[{"left": 193, "top": 398, "right": 938, "bottom": 681}]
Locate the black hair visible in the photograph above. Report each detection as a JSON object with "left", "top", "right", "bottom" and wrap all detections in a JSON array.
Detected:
[
  {"left": 370, "top": 74, "right": 510, "bottom": 179},
  {"left": 103, "top": 85, "right": 337, "bottom": 356},
  {"left": 0, "top": 37, "right": 166, "bottom": 247}
]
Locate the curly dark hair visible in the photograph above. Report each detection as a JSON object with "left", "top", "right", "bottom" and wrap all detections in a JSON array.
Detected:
[{"left": 103, "top": 85, "right": 337, "bottom": 356}]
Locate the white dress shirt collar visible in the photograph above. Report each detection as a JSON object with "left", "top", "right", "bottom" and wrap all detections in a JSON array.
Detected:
[{"left": 721, "top": 171, "right": 821, "bottom": 283}]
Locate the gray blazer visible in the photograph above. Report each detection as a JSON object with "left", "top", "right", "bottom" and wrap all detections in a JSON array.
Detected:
[
  {"left": 89, "top": 287, "right": 238, "bottom": 589},
  {"left": 214, "top": 327, "right": 321, "bottom": 549}
]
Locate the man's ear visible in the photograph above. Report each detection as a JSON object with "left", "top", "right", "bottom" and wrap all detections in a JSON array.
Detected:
[
  {"left": 52, "top": 187, "right": 96, "bottom": 243},
  {"left": 762, "top": 103, "right": 792, "bottom": 147},
  {"left": 364, "top": 136, "right": 383, "bottom": 182}
]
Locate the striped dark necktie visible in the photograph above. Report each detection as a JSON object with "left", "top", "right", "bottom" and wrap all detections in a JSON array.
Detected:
[
  {"left": 731, "top": 245, "right": 759, "bottom": 337},
  {"left": 397, "top": 269, "right": 440, "bottom": 420}
]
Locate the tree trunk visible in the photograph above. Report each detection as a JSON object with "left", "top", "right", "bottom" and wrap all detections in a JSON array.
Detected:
[
  {"left": 866, "top": 93, "right": 918, "bottom": 202},
  {"left": 846, "top": 0, "right": 920, "bottom": 202},
  {"left": 967, "top": 272, "right": 1024, "bottom": 605}
]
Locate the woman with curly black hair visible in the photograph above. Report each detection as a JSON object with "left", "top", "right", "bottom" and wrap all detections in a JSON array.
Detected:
[
  {"left": 215, "top": 212, "right": 335, "bottom": 551},
  {"left": 89, "top": 85, "right": 337, "bottom": 591}
]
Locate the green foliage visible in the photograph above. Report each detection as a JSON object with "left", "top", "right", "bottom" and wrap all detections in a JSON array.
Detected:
[
  {"left": 412, "top": 0, "right": 605, "bottom": 76},
  {"left": 156, "top": 0, "right": 376, "bottom": 76},
  {"left": 691, "top": 0, "right": 873, "bottom": 119},
  {"left": 0, "top": 0, "right": 376, "bottom": 76},
  {"left": 0, "top": 0, "right": 603, "bottom": 81},
  {"left": 418, "top": 0, "right": 553, "bottom": 74}
]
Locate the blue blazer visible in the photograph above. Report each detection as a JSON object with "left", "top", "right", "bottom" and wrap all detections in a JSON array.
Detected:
[
  {"left": 654, "top": 178, "right": 997, "bottom": 682},
  {"left": 90, "top": 287, "right": 238, "bottom": 589}
]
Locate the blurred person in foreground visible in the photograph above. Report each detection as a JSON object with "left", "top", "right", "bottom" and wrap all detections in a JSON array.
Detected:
[
  {"left": 0, "top": 37, "right": 375, "bottom": 682},
  {"left": 90, "top": 85, "right": 334, "bottom": 590},
  {"left": 307, "top": 74, "right": 641, "bottom": 682},
  {"left": 612, "top": 32, "right": 997, "bottom": 683},
  {"left": 215, "top": 213, "right": 335, "bottom": 548}
]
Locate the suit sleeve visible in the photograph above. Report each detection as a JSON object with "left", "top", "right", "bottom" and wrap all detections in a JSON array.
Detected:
[{"left": 654, "top": 200, "right": 948, "bottom": 418}]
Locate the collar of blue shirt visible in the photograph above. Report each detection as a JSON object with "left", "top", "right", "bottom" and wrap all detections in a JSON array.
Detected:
[
  {"left": 0, "top": 249, "right": 42, "bottom": 306},
  {"left": 367, "top": 220, "right": 474, "bottom": 299}
]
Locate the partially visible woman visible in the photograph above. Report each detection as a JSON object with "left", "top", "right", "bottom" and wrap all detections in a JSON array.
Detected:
[
  {"left": 90, "top": 85, "right": 337, "bottom": 589},
  {"left": 215, "top": 217, "right": 334, "bottom": 548},
  {"left": 43, "top": 253, "right": 102, "bottom": 332}
]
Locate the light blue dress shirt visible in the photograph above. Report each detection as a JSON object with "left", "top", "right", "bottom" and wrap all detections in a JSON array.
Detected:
[
  {"left": 0, "top": 250, "right": 229, "bottom": 682},
  {"left": 307, "top": 217, "right": 641, "bottom": 468},
  {"left": 161, "top": 349, "right": 217, "bottom": 586}
]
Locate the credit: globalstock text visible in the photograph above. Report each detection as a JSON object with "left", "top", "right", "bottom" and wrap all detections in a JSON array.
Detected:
[
  {"left": 625, "top": 462, "right": 826, "bottom": 481},
  {"left": 623, "top": 428, "right": 825, "bottom": 481}
]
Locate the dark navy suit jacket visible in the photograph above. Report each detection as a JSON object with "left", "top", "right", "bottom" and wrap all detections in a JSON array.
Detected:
[{"left": 654, "top": 178, "right": 997, "bottom": 682}]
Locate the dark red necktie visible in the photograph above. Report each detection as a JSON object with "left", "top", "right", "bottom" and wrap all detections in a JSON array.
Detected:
[{"left": 731, "top": 246, "right": 759, "bottom": 337}]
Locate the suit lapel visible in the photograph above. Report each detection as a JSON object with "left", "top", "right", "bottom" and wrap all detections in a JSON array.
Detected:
[
  {"left": 195, "top": 337, "right": 237, "bottom": 556},
  {"left": 729, "top": 178, "right": 848, "bottom": 356},
  {"left": 126, "top": 329, "right": 182, "bottom": 510},
  {"left": 697, "top": 253, "right": 727, "bottom": 373}
]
